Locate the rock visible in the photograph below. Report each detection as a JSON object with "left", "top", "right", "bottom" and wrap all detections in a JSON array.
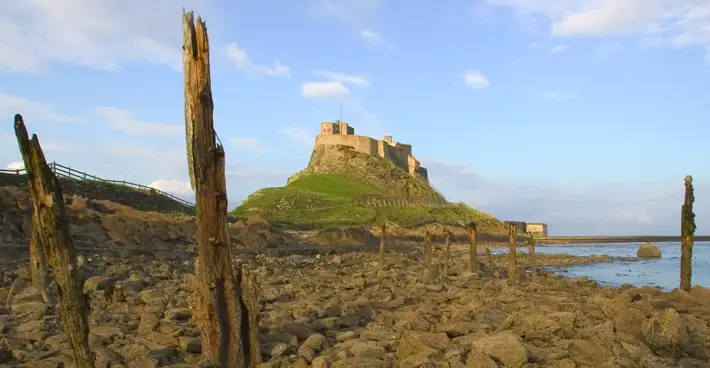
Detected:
[
  {"left": 637, "top": 242, "right": 662, "bottom": 258},
  {"left": 641, "top": 308, "right": 689, "bottom": 357},
  {"left": 470, "top": 331, "right": 528, "bottom": 368},
  {"left": 568, "top": 339, "right": 606, "bottom": 366}
]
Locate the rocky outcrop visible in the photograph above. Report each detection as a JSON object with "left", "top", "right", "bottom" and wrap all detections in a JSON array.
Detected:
[
  {"left": 293, "top": 145, "right": 444, "bottom": 202},
  {"left": 0, "top": 173, "right": 194, "bottom": 216},
  {"left": 637, "top": 242, "right": 662, "bottom": 258},
  {"left": 0, "top": 186, "right": 298, "bottom": 250}
]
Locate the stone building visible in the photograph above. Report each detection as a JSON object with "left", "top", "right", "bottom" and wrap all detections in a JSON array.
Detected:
[
  {"left": 316, "top": 120, "right": 429, "bottom": 183},
  {"left": 526, "top": 223, "right": 548, "bottom": 237}
]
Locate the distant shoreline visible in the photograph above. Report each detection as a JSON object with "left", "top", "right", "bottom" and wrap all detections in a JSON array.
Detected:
[{"left": 537, "top": 235, "right": 710, "bottom": 245}]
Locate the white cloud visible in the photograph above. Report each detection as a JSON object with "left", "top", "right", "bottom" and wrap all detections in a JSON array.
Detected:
[
  {"left": 462, "top": 71, "right": 490, "bottom": 88},
  {"left": 312, "top": 70, "right": 370, "bottom": 86},
  {"left": 486, "top": 0, "right": 710, "bottom": 60},
  {"left": 0, "top": 0, "right": 214, "bottom": 73},
  {"left": 355, "top": 28, "right": 395, "bottom": 49},
  {"left": 225, "top": 43, "right": 290, "bottom": 77},
  {"left": 230, "top": 137, "right": 271, "bottom": 154},
  {"left": 301, "top": 81, "right": 351, "bottom": 99},
  {"left": 550, "top": 44, "right": 568, "bottom": 53},
  {"left": 95, "top": 107, "right": 182, "bottom": 137},
  {"left": 6, "top": 161, "right": 24, "bottom": 170},
  {"left": 0, "top": 92, "right": 84, "bottom": 123},
  {"left": 540, "top": 90, "right": 579, "bottom": 100},
  {"left": 279, "top": 127, "right": 315, "bottom": 147},
  {"left": 148, "top": 179, "right": 193, "bottom": 196}
]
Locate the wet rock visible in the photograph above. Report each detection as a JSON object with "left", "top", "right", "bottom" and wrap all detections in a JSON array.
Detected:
[{"left": 637, "top": 242, "right": 662, "bottom": 258}]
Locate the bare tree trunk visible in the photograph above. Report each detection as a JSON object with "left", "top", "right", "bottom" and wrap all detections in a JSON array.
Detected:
[
  {"left": 443, "top": 230, "right": 451, "bottom": 276},
  {"left": 14, "top": 115, "right": 94, "bottom": 368},
  {"left": 183, "top": 11, "right": 246, "bottom": 367},
  {"left": 240, "top": 265, "right": 262, "bottom": 367},
  {"left": 508, "top": 224, "right": 517, "bottom": 284},
  {"left": 526, "top": 232, "right": 537, "bottom": 282},
  {"left": 379, "top": 224, "right": 386, "bottom": 269},
  {"left": 680, "top": 175, "right": 695, "bottom": 291},
  {"left": 468, "top": 223, "right": 478, "bottom": 274},
  {"left": 28, "top": 226, "right": 54, "bottom": 305}
]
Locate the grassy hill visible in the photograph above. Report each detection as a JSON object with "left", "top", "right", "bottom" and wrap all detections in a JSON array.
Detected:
[{"left": 232, "top": 145, "right": 507, "bottom": 234}]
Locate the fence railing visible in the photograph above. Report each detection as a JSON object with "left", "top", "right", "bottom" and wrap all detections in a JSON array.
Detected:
[
  {"left": 1, "top": 162, "right": 195, "bottom": 209},
  {"left": 365, "top": 198, "right": 456, "bottom": 208}
]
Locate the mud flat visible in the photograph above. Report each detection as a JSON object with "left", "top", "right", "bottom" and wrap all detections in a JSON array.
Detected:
[{"left": 0, "top": 247, "right": 709, "bottom": 368}]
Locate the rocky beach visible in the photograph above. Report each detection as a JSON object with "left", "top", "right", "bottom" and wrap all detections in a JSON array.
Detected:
[{"left": 0, "top": 242, "right": 709, "bottom": 368}]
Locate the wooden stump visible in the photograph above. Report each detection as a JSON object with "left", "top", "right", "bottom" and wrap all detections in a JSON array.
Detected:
[
  {"left": 468, "top": 223, "right": 478, "bottom": 274},
  {"left": 183, "top": 11, "right": 251, "bottom": 366},
  {"left": 443, "top": 230, "right": 451, "bottom": 276},
  {"left": 14, "top": 114, "right": 94, "bottom": 368},
  {"left": 379, "top": 223, "right": 386, "bottom": 269},
  {"left": 680, "top": 175, "right": 695, "bottom": 291},
  {"left": 526, "top": 232, "right": 538, "bottom": 282},
  {"left": 507, "top": 224, "right": 517, "bottom": 284}
]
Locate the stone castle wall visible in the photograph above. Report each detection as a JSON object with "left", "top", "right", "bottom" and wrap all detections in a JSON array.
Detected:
[{"left": 315, "top": 121, "right": 429, "bottom": 183}]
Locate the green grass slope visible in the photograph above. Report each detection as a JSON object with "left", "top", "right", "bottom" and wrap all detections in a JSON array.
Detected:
[{"left": 232, "top": 171, "right": 505, "bottom": 233}]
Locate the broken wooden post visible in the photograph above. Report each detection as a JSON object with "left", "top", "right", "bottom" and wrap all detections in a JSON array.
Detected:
[
  {"left": 183, "top": 11, "right": 250, "bottom": 366},
  {"left": 28, "top": 226, "right": 53, "bottom": 305},
  {"left": 14, "top": 114, "right": 94, "bottom": 368},
  {"left": 468, "top": 222, "right": 478, "bottom": 274},
  {"left": 424, "top": 229, "right": 433, "bottom": 278},
  {"left": 526, "top": 232, "right": 538, "bottom": 282},
  {"left": 508, "top": 224, "right": 518, "bottom": 283},
  {"left": 442, "top": 229, "right": 451, "bottom": 276},
  {"left": 240, "top": 265, "right": 262, "bottom": 367},
  {"left": 379, "top": 223, "right": 387, "bottom": 269},
  {"left": 680, "top": 175, "right": 696, "bottom": 291}
]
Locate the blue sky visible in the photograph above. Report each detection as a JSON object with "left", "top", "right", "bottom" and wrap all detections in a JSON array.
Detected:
[{"left": 1, "top": 0, "right": 709, "bottom": 236}]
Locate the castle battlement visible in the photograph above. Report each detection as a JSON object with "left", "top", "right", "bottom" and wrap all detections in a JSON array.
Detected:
[{"left": 316, "top": 121, "right": 429, "bottom": 183}]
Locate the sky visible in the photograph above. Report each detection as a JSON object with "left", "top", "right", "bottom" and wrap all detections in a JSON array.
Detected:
[{"left": 1, "top": 0, "right": 709, "bottom": 236}]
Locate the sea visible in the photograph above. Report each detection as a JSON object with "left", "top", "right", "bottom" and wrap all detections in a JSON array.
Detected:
[{"left": 497, "top": 242, "right": 710, "bottom": 290}]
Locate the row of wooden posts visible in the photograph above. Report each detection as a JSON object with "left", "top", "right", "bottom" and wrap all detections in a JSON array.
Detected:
[
  {"left": 6, "top": 10, "right": 698, "bottom": 368},
  {"left": 377, "top": 222, "right": 540, "bottom": 283}
]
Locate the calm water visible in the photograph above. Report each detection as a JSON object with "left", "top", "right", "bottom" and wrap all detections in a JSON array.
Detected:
[{"left": 499, "top": 242, "right": 710, "bottom": 290}]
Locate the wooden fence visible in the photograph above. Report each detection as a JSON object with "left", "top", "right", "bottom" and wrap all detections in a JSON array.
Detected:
[
  {"left": 0, "top": 162, "right": 196, "bottom": 209},
  {"left": 365, "top": 198, "right": 456, "bottom": 208}
]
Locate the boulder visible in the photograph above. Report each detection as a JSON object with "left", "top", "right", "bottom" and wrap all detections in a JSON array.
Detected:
[{"left": 637, "top": 242, "right": 662, "bottom": 258}]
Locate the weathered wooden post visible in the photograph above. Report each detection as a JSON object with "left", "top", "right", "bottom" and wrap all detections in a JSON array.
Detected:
[
  {"left": 240, "top": 265, "right": 262, "bottom": 367},
  {"left": 28, "top": 226, "right": 53, "bottom": 305},
  {"left": 680, "top": 175, "right": 695, "bottom": 291},
  {"left": 526, "top": 232, "right": 538, "bottom": 282},
  {"left": 468, "top": 222, "right": 478, "bottom": 274},
  {"left": 183, "top": 11, "right": 257, "bottom": 366},
  {"left": 14, "top": 114, "right": 94, "bottom": 368},
  {"left": 378, "top": 223, "right": 387, "bottom": 269},
  {"left": 424, "top": 229, "right": 433, "bottom": 278},
  {"left": 442, "top": 229, "right": 451, "bottom": 276},
  {"left": 508, "top": 224, "right": 517, "bottom": 283}
]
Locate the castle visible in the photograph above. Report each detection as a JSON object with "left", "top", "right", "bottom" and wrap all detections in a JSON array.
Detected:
[{"left": 315, "top": 120, "right": 429, "bottom": 183}]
